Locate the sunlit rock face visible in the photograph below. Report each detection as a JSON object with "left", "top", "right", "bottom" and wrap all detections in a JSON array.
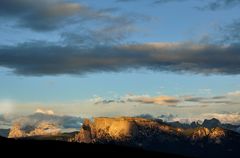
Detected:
[
  {"left": 187, "top": 127, "right": 227, "bottom": 145},
  {"left": 8, "top": 123, "right": 26, "bottom": 138},
  {"left": 209, "top": 127, "right": 226, "bottom": 144},
  {"left": 8, "top": 121, "right": 60, "bottom": 138},
  {"left": 74, "top": 118, "right": 139, "bottom": 143},
  {"left": 73, "top": 117, "right": 182, "bottom": 144},
  {"left": 191, "top": 127, "right": 210, "bottom": 140},
  {"left": 73, "top": 117, "right": 229, "bottom": 146}
]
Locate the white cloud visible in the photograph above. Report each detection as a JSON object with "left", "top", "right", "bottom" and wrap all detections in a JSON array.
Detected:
[{"left": 35, "top": 108, "right": 55, "bottom": 115}]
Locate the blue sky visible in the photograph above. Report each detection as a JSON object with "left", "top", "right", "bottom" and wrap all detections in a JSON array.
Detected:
[{"left": 0, "top": 0, "right": 240, "bottom": 120}]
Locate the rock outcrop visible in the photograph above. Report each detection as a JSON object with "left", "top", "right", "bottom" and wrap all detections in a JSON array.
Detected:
[
  {"left": 191, "top": 127, "right": 210, "bottom": 140},
  {"left": 73, "top": 117, "right": 184, "bottom": 144},
  {"left": 8, "top": 123, "right": 26, "bottom": 138},
  {"left": 74, "top": 117, "right": 140, "bottom": 143},
  {"left": 190, "top": 127, "right": 226, "bottom": 143}
]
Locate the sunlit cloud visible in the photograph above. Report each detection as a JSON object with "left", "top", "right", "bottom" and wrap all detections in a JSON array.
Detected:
[{"left": 35, "top": 108, "right": 55, "bottom": 115}]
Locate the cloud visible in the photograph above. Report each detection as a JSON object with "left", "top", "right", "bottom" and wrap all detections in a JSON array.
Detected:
[
  {"left": 153, "top": 0, "right": 189, "bottom": 4},
  {"left": 117, "top": 0, "right": 189, "bottom": 4},
  {"left": 220, "top": 19, "right": 240, "bottom": 44},
  {"left": 0, "top": 0, "right": 82, "bottom": 31},
  {"left": 35, "top": 108, "right": 55, "bottom": 115},
  {"left": 228, "top": 91, "right": 240, "bottom": 97},
  {"left": 199, "top": 112, "right": 240, "bottom": 124},
  {"left": 0, "top": 42, "right": 240, "bottom": 76},
  {"left": 125, "top": 95, "right": 180, "bottom": 106},
  {"left": 157, "top": 112, "right": 240, "bottom": 125},
  {"left": 117, "top": 0, "right": 240, "bottom": 11},
  {"left": 0, "top": 0, "right": 131, "bottom": 32},
  {"left": 91, "top": 90, "right": 240, "bottom": 107},
  {"left": 61, "top": 17, "right": 136, "bottom": 46},
  {"left": 198, "top": 0, "right": 240, "bottom": 10},
  {"left": 0, "top": 114, "right": 12, "bottom": 129},
  {"left": 91, "top": 94, "right": 181, "bottom": 106},
  {"left": 9, "top": 111, "right": 84, "bottom": 132},
  {"left": 184, "top": 95, "right": 232, "bottom": 104}
]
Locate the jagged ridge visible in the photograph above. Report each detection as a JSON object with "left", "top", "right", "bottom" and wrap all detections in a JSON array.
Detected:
[{"left": 72, "top": 117, "right": 240, "bottom": 158}]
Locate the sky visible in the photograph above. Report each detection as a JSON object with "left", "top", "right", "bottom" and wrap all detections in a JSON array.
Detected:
[{"left": 0, "top": 0, "right": 240, "bottom": 123}]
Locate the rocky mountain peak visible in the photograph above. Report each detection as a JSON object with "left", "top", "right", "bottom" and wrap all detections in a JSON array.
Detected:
[{"left": 202, "top": 118, "right": 221, "bottom": 129}]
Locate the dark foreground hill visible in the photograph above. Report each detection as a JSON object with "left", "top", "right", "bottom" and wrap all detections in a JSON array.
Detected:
[{"left": 0, "top": 136, "right": 188, "bottom": 158}]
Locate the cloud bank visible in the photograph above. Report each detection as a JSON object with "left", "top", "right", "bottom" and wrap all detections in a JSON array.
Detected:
[
  {"left": 0, "top": 42, "right": 240, "bottom": 76},
  {"left": 92, "top": 90, "right": 240, "bottom": 107},
  {"left": 7, "top": 110, "right": 84, "bottom": 132}
]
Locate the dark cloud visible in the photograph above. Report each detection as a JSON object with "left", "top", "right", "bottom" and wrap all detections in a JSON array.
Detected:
[
  {"left": 95, "top": 100, "right": 126, "bottom": 105},
  {"left": 0, "top": 0, "right": 80, "bottom": 31},
  {"left": 0, "top": 0, "right": 130, "bottom": 32},
  {"left": 198, "top": 0, "right": 240, "bottom": 10},
  {"left": 184, "top": 95, "right": 233, "bottom": 105},
  {"left": 0, "top": 42, "right": 240, "bottom": 76},
  {"left": 211, "top": 96, "right": 227, "bottom": 99},
  {"left": 153, "top": 0, "right": 189, "bottom": 4},
  {"left": 184, "top": 97, "right": 205, "bottom": 102},
  {"left": 117, "top": 0, "right": 188, "bottom": 4},
  {"left": 221, "top": 19, "right": 240, "bottom": 44}
]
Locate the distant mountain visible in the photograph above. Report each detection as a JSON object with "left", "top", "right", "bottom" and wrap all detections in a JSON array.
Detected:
[
  {"left": 72, "top": 117, "right": 240, "bottom": 158},
  {"left": 202, "top": 118, "right": 221, "bottom": 129},
  {"left": 168, "top": 118, "right": 240, "bottom": 134}
]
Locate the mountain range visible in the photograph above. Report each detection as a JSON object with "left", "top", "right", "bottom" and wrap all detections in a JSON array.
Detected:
[{"left": 1, "top": 116, "right": 240, "bottom": 157}]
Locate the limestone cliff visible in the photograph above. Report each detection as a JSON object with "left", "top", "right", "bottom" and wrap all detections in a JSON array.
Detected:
[
  {"left": 73, "top": 117, "right": 227, "bottom": 145},
  {"left": 73, "top": 117, "right": 182, "bottom": 143}
]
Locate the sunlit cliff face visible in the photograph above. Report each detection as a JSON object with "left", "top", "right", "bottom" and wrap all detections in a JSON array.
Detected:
[
  {"left": 93, "top": 118, "right": 138, "bottom": 139},
  {"left": 73, "top": 117, "right": 228, "bottom": 144}
]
